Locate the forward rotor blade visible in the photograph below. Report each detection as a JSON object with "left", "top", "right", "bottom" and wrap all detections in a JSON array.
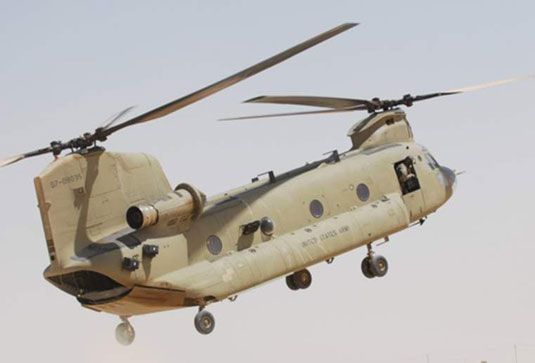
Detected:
[
  {"left": 225, "top": 74, "right": 535, "bottom": 119},
  {"left": 219, "top": 106, "right": 363, "bottom": 121},
  {"left": 103, "top": 23, "right": 358, "bottom": 137},
  {"left": 399, "top": 74, "right": 535, "bottom": 107},
  {"left": 446, "top": 74, "right": 535, "bottom": 93},
  {"left": 245, "top": 95, "right": 371, "bottom": 109}
]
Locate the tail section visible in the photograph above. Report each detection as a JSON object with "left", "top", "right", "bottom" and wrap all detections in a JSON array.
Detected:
[{"left": 34, "top": 150, "right": 172, "bottom": 267}]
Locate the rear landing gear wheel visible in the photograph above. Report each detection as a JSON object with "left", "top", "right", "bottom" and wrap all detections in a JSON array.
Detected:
[
  {"left": 361, "top": 257, "right": 375, "bottom": 279},
  {"left": 369, "top": 255, "right": 388, "bottom": 277},
  {"left": 115, "top": 318, "right": 135, "bottom": 346},
  {"left": 194, "top": 309, "right": 215, "bottom": 335}
]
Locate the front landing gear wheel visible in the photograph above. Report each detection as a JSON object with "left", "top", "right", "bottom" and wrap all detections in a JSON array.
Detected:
[
  {"left": 194, "top": 309, "right": 215, "bottom": 335},
  {"left": 361, "top": 257, "right": 375, "bottom": 279},
  {"left": 370, "top": 255, "right": 388, "bottom": 277},
  {"left": 115, "top": 319, "right": 135, "bottom": 346},
  {"left": 293, "top": 269, "right": 312, "bottom": 289},
  {"left": 286, "top": 275, "right": 299, "bottom": 290}
]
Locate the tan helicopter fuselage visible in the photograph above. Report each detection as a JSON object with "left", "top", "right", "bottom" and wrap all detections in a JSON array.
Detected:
[{"left": 36, "top": 110, "right": 456, "bottom": 316}]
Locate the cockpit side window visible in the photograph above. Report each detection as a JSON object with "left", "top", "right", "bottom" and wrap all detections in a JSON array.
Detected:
[{"left": 394, "top": 157, "right": 421, "bottom": 195}]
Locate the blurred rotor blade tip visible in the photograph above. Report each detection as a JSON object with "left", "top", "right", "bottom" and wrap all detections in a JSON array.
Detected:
[
  {"left": 448, "top": 74, "right": 535, "bottom": 93},
  {"left": 0, "top": 154, "right": 25, "bottom": 168}
]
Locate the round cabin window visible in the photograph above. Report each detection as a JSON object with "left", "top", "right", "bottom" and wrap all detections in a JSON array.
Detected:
[
  {"left": 206, "top": 235, "right": 223, "bottom": 255},
  {"left": 309, "top": 199, "right": 324, "bottom": 218},
  {"left": 356, "top": 183, "right": 370, "bottom": 202},
  {"left": 260, "top": 217, "right": 275, "bottom": 236}
]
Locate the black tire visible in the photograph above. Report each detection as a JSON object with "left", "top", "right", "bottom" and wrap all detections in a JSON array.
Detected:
[
  {"left": 293, "top": 269, "right": 312, "bottom": 289},
  {"left": 369, "top": 255, "right": 388, "bottom": 277},
  {"left": 361, "top": 257, "right": 375, "bottom": 279},
  {"left": 286, "top": 275, "right": 299, "bottom": 290},
  {"left": 194, "top": 310, "right": 215, "bottom": 335}
]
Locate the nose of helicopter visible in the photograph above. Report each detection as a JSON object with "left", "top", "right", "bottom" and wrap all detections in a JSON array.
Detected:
[{"left": 440, "top": 166, "right": 457, "bottom": 200}]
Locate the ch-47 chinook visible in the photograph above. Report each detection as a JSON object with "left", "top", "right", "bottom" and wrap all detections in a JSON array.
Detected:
[{"left": 1, "top": 23, "right": 531, "bottom": 346}]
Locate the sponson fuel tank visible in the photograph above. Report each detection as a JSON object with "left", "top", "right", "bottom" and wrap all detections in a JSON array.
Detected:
[{"left": 146, "top": 192, "right": 410, "bottom": 305}]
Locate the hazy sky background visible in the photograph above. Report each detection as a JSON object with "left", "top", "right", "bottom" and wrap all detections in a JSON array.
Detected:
[{"left": 1, "top": 1, "right": 534, "bottom": 362}]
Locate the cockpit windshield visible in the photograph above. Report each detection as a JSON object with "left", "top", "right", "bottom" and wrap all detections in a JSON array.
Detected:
[{"left": 424, "top": 152, "right": 440, "bottom": 170}]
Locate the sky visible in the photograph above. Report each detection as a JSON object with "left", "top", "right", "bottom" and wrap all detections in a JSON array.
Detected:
[{"left": 1, "top": 1, "right": 535, "bottom": 362}]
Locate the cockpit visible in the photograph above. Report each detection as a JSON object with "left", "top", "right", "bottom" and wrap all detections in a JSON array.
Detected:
[{"left": 422, "top": 149, "right": 456, "bottom": 196}]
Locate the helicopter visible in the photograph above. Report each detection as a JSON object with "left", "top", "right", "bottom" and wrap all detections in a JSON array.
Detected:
[{"left": 1, "top": 22, "right": 531, "bottom": 346}]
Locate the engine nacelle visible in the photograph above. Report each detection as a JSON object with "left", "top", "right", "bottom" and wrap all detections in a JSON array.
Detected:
[{"left": 126, "top": 183, "right": 206, "bottom": 231}]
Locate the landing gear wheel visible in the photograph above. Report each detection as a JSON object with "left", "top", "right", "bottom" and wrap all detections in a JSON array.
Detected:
[
  {"left": 194, "top": 309, "right": 215, "bottom": 335},
  {"left": 292, "top": 269, "right": 312, "bottom": 289},
  {"left": 115, "top": 321, "right": 135, "bottom": 346},
  {"left": 361, "top": 257, "right": 375, "bottom": 279},
  {"left": 286, "top": 275, "right": 299, "bottom": 290},
  {"left": 369, "top": 255, "right": 388, "bottom": 277}
]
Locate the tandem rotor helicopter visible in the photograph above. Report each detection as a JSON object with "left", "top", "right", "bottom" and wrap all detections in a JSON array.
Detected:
[{"left": 1, "top": 23, "right": 532, "bottom": 345}]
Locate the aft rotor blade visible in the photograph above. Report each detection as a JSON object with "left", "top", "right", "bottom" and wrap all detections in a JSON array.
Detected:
[
  {"left": 103, "top": 23, "right": 358, "bottom": 137},
  {"left": 245, "top": 95, "right": 371, "bottom": 109},
  {"left": 0, "top": 154, "right": 25, "bottom": 168},
  {"left": 219, "top": 106, "right": 363, "bottom": 121},
  {"left": 101, "top": 105, "right": 136, "bottom": 130},
  {"left": 0, "top": 146, "right": 53, "bottom": 168}
]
